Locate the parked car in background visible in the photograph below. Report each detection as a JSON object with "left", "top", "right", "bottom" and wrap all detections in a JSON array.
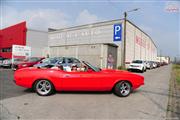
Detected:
[
  {"left": 34, "top": 57, "right": 56, "bottom": 67},
  {"left": 0, "top": 57, "right": 6, "bottom": 68},
  {"left": 14, "top": 61, "right": 144, "bottom": 97},
  {"left": 13, "top": 57, "right": 44, "bottom": 70},
  {"left": 14, "top": 58, "right": 26, "bottom": 64},
  {"left": 0, "top": 56, "right": 5, "bottom": 61},
  {"left": 127, "top": 60, "right": 146, "bottom": 73},
  {"left": 34, "top": 57, "right": 61, "bottom": 68},
  {"left": 156, "top": 62, "right": 161, "bottom": 67},
  {"left": 161, "top": 61, "right": 168, "bottom": 66},
  {"left": 145, "top": 61, "right": 153, "bottom": 69},
  {"left": 1, "top": 58, "right": 25, "bottom": 69},
  {"left": 34, "top": 57, "right": 81, "bottom": 70},
  {"left": 2, "top": 59, "right": 12, "bottom": 68},
  {"left": 150, "top": 61, "right": 157, "bottom": 68}
]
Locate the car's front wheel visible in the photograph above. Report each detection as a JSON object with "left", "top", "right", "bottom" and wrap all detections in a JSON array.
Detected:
[
  {"left": 141, "top": 68, "right": 144, "bottom": 73},
  {"left": 34, "top": 80, "right": 54, "bottom": 96},
  {"left": 114, "top": 81, "right": 132, "bottom": 97}
]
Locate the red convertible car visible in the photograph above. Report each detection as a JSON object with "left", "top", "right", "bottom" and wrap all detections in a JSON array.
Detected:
[{"left": 14, "top": 61, "right": 144, "bottom": 97}]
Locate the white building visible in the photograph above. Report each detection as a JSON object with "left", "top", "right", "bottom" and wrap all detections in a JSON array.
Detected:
[
  {"left": 48, "top": 19, "right": 157, "bottom": 69},
  {"left": 157, "top": 56, "right": 170, "bottom": 64},
  {"left": 26, "top": 29, "right": 48, "bottom": 57}
]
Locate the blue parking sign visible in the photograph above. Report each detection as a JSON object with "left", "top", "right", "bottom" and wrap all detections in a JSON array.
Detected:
[{"left": 113, "top": 24, "right": 122, "bottom": 41}]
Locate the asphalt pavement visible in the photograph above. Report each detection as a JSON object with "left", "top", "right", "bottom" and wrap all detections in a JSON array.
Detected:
[{"left": 0, "top": 65, "right": 172, "bottom": 120}]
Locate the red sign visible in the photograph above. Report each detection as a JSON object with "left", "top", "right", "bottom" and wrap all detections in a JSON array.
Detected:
[{"left": 135, "top": 36, "right": 146, "bottom": 48}]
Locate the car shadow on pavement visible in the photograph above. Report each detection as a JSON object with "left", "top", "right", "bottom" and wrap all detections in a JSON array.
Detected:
[
  {"left": 56, "top": 91, "right": 112, "bottom": 95},
  {"left": 23, "top": 88, "right": 34, "bottom": 93}
]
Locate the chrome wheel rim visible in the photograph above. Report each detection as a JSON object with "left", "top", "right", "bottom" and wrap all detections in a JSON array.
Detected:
[
  {"left": 119, "top": 82, "right": 131, "bottom": 96},
  {"left": 36, "top": 80, "right": 51, "bottom": 95}
]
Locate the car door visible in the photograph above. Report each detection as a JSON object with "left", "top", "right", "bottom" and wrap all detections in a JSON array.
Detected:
[{"left": 61, "top": 71, "right": 101, "bottom": 91}]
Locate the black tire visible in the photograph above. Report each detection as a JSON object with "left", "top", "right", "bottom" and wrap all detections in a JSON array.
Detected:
[
  {"left": 34, "top": 80, "right": 54, "bottom": 96},
  {"left": 114, "top": 81, "right": 132, "bottom": 97}
]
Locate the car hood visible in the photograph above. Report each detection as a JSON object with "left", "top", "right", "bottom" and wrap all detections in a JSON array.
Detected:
[
  {"left": 101, "top": 69, "right": 128, "bottom": 73},
  {"left": 101, "top": 69, "right": 133, "bottom": 75}
]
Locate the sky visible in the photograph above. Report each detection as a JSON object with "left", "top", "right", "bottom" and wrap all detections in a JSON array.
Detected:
[{"left": 0, "top": 0, "right": 180, "bottom": 58}]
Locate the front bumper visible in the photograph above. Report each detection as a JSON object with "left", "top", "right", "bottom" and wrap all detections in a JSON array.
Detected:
[{"left": 128, "top": 66, "right": 143, "bottom": 71}]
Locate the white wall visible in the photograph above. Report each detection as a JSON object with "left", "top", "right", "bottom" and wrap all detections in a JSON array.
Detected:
[
  {"left": 48, "top": 19, "right": 157, "bottom": 67},
  {"left": 26, "top": 29, "right": 48, "bottom": 57},
  {"left": 48, "top": 20, "right": 123, "bottom": 46},
  {"left": 126, "top": 21, "right": 157, "bottom": 63},
  {"left": 48, "top": 19, "right": 123, "bottom": 67},
  {"left": 50, "top": 44, "right": 110, "bottom": 68}
]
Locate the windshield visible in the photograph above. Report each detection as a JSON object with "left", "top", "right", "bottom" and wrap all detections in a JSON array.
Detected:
[
  {"left": 49, "top": 59, "right": 58, "bottom": 64},
  {"left": 82, "top": 61, "right": 101, "bottom": 72},
  {"left": 41, "top": 58, "right": 57, "bottom": 64},
  {"left": 132, "top": 60, "right": 143, "bottom": 64},
  {"left": 41, "top": 58, "right": 50, "bottom": 63},
  {"left": 56, "top": 57, "right": 64, "bottom": 64}
]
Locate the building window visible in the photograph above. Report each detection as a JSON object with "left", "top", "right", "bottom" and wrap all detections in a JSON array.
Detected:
[{"left": 1, "top": 48, "right": 12, "bottom": 52}]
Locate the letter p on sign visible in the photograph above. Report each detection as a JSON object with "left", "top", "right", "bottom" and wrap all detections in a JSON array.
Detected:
[{"left": 113, "top": 24, "right": 122, "bottom": 41}]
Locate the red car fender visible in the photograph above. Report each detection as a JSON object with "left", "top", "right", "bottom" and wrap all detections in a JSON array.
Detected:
[
  {"left": 30, "top": 69, "right": 64, "bottom": 90},
  {"left": 112, "top": 79, "right": 132, "bottom": 89},
  {"left": 111, "top": 73, "right": 144, "bottom": 91}
]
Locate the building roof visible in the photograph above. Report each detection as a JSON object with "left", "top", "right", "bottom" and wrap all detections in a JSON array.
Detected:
[
  {"left": 48, "top": 19, "right": 124, "bottom": 33},
  {"left": 48, "top": 18, "right": 157, "bottom": 50}
]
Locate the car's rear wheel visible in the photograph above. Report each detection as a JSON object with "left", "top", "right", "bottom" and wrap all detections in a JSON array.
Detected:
[
  {"left": 114, "top": 81, "right": 132, "bottom": 97},
  {"left": 34, "top": 80, "right": 54, "bottom": 96}
]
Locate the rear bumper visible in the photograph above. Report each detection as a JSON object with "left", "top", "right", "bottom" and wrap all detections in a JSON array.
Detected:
[
  {"left": 14, "top": 78, "right": 32, "bottom": 88},
  {"left": 133, "top": 84, "right": 144, "bottom": 90}
]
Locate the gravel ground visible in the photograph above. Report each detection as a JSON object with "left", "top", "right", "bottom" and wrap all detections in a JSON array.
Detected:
[{"left": 166, "top": 69, "right": 180, "bottom": 120}]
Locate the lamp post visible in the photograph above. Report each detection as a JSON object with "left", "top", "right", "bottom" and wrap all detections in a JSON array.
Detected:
[{"left": 122, "top": 8, "right": 140, "bottom": 68}]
